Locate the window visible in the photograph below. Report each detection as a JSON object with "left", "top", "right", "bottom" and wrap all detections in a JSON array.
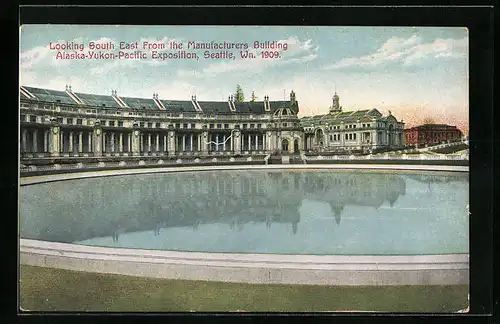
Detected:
[
  {"left": 140, "top": 122, "right": 145, "bottom": 127},
  {"left": 182, "top": 123, "right": 187, "bottom": 129},
  {"left": 235, "top": 124, "right": 240, "bottom": 129},
  {"left": 156, "top": 122, "right": 161, "bottom": 128},
  {"left": 118, "top": 121, "right": 124, "bottom": 127},
  {"left": 20, "top": 114, "right": 26, "bottom": 122},
  {"left": 257, "top": 124, "right": 262, "bottom": 129},
  {"left": 367, "top": 124, "right": 370, "bottom": 127},
  {"left": 109, "top": 121, "right": 115, "bottom": 127},
  {"left": 353, "top": 125, "right": 356, "bottom": 128},
  {"left": 330, "top": 135, "right": 333, "bottom": 141},
  {"left": 175, "top": 123, "right": 180, "bottom": 129},
  {"left": 242, "top": 124, "right": 247, "bottom": 129},
  {"left": 353, "top": 133, "right": 356, "bottom": 140},
  {"left": 349, "top": 134, "right": 352, "bottom": 140},
  {"left": 250, "top": 124, "right": 255, "bottom": 128},
  {"left": 283, "top": 123, "right": 288, "bottom": 127},
  {"left": 100, "top": 120, "right": 106, "bottom": 125},
  {"left": 76, "top": 118, "right": 83, "bottom": 125},
  {"left": 146, "top": 122, "right": 152, "bottom": 128},
  {"left": 30, "top": 116, "right": 37, "bottom": 123},
  {"left": 345, "top": 134, "right": 348, "bottom": 140},
  {"left": 209, "top": 124, "right": 214, "bottom": 129},
  {"left": 217, "top": 124, "right": 222, "bottom": 129},
  {"left": 224, "top": 123, "right": 229, "bottom": 129},
  {"left": 191, "top": 123, "right": 196, "bottom": 129}
]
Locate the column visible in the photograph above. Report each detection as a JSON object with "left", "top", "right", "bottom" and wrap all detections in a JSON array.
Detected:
[
  {"left": 119, "top": 133, "right": 123, "bottom": 152},
  {"left": 78, "top": 132, "right": 83, "bottom": 153},
  {"left": 163, "top": 135, "right": 167, "bottom": 152},
  {"left": 201, "top": 131, "right": 208, "bottom": 154},
  {"left": 43, "top": 130, "right": 48, "bottom": 152},
  {"left": 128, "top": 133, "right": 132, "bottom": 152},
  {"left": 255, "top": 134, "right": 259, "bottom": 151},
  {"left": 234, "top": 130, "right": 241, "bottom": 154},
  {"left": 222, "top": 135, "right": 226, "bottom": 151},
  {"left": 33, "top": 129, "right": 38, "bottom": 153},
  {"left": 168, "top": 130, "right": 177, "bottom": 156},
  {"left": 156, "top": 134, "right": 159, "bottom": 152},
  {"left": 61, "top": 131, "right": 65, "bottom": 153},
  {"left": 266, "top": 131, "right": 272, "bottom": 152},
  {"left": 148, "top": 133, "right": 151, "bottom": 152},
  {"left": 92, "top": 127, "right": 102, "bottom": 157},
  {"left": 88, "top": 132, "right": 92, "bottom": 152},
  {"left": 190, "top": 135, "right": 194, "bottom": 152},
  {"left": 47, "top": 130, "right": 51, "bottom": 153},
  {"left": 198, "top": 134, "right": 201, "bottom": 152},
  {"left": 67, "top": 131, "right": 73, "bottom": 153},
  {"left": 102, "top": 132, "right": 106, "bottom": 153},
  {"left": 50, "top": 126, "right": 60, "bottom": 156},
  {"left": 21, "top": 129, "right": 27, "bottom": 153},
  {"left": 248, "top": 134, "right": 251, "bottom": 151},
  {"left": 132, "top": 130, "right": 140, "bottom": 155},
  {"left": 215, "top": 134, "right": 219, "bottom": 152},
  {"left": 182, "top": 135, "right": 186, "bottom": 152},
  {"left": 110, "top": 132, "right": 115, "bottom": 153}
]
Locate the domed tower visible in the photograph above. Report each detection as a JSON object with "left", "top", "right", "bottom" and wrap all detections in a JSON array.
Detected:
[{"left": 329, "top": 91, "right": 341, "bottom": 114}]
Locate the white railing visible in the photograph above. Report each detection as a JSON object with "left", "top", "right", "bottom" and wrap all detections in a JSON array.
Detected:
[
  {"left": 20, "top": 156, "right": 268, "bottom": 174},
  {"left": 306, "top": 154, "right": 468, "bottom": 162}
]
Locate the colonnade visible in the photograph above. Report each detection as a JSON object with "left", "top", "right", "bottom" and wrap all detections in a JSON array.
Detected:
[{"left": 20, "top": 125, "right": 289, "bottom": 157}]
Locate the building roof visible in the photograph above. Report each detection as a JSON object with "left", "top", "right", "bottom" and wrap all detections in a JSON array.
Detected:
[
  {"left": 23, "top": 86, "right": 76, "bottom": 105},
  {"left": 405, "top": 124, "right": 460, "bottom": 131},
  {"left": 300, "top": 108, "right": 383, "bottom": 124},
  {"left": 20, "top": 86, "right": 298, "bottom": 114}
]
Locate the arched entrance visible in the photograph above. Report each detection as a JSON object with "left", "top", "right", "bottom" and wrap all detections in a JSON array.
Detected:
[
  {"left": 294, "top": 138, "right": 299, "bottom": 152},
  {"left": 314, "top": 128, "right": 324, "bottom": 146},
  {"left": 281, "top": 139, "right": 289, "bottom": 152},
  {"left": 388, "top": 124, "right": 394, "bottom": 146}
]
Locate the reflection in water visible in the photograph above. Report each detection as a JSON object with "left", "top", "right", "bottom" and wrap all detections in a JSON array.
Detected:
[{"left": 19, "top": 170, "right": 469, "bottom": 255}]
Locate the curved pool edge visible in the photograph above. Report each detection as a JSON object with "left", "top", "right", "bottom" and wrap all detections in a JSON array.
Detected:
[
  {"left": 20, "top": 239, "right": 469, "bottom": 286},
  {"left": 19, "top": 163, "right": 469, "bottom": 185}
]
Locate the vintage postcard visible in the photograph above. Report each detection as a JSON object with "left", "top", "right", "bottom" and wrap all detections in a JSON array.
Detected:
[{"left": 19, "top": 24, "right": 469, "bottom": 313}]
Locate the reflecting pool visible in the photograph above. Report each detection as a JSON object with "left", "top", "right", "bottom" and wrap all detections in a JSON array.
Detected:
[{"left": 20, "top": 170, "right": 469, "bottom": 255}]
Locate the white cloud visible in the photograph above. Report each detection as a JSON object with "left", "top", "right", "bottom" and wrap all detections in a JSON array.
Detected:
[
  {"left": 326, "top": 35, "right": 467, "bottom": 69},
  {"left": 20, "top": 45, "right": 52, "bottom": 70}
]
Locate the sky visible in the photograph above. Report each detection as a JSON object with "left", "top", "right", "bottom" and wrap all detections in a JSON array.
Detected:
[{"left": 20, "top": 25, "right": 469, "bottom": 133}]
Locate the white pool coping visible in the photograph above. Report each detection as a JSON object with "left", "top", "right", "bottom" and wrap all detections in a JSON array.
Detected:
[
  {"left": 19, "top": 164, "right": 468, "bottom": 185},
  {"left": 20, "top": 239, "right": 469, "bottom": 286},
  {"left": 19, "top": 164, "right": 469, "bottom": 285}
]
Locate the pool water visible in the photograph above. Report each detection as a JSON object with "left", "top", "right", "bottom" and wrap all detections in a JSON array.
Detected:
[{"left": 19, "top": 170, "right": 469, "bottom": 255}]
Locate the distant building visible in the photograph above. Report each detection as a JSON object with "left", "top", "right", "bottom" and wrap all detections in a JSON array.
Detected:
[
  {"left": 300, "top": 92, "right": 405, "bottom": 153},
  {"left": 404, "top": 124, "right": 463, "bottom": 146}
]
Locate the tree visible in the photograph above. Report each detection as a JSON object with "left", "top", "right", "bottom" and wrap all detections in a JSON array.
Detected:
[
  {"left": 235, "top": 84, "right": 245, "bottom": 102},
  {"left": 250, "top": 90, "right": 257, "bottom": 102},
  {"left": 423, "top": 117, "right": 435, "bottom": 125}
]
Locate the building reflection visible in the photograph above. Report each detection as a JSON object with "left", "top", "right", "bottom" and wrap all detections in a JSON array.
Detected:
[{"left": 21, "top": 171, "right": 407, "bottom": 243}]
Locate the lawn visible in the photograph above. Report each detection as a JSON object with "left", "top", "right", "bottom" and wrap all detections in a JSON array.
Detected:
[{"left": 19, "top": 265, "right": 468, "bottom": 313}]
